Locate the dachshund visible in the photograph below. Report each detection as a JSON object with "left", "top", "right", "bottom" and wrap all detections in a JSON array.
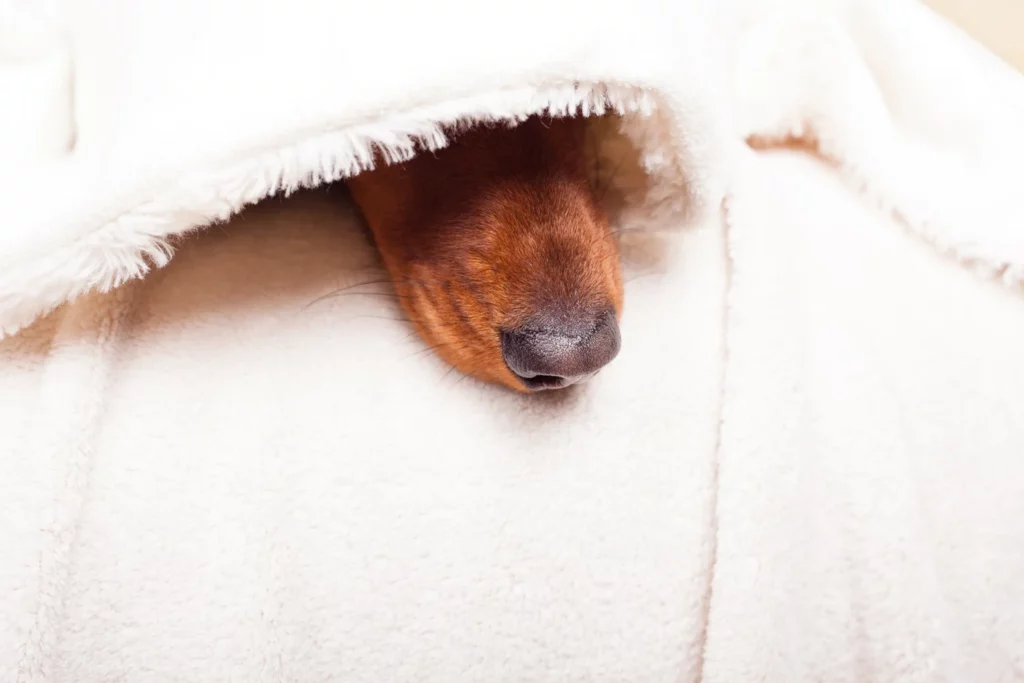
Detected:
[{"left": 347, "top": 114, "right": 623, "bottom": 392}]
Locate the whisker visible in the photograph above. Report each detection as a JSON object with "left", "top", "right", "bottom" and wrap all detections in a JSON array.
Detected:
[
  {"left": 442, "top": 345, "right": 500, "bottom": 387},
  {"left": 301, "top": 272, "right": 472, "bottom": 311},
  {"left": 438, "top": 364, "right": 461, "bottom": 384},
  {"left": 586, "top": 224, "right": 626, "bottom": 252},
  {"left": 301, "top": 278, "right": 400, "bottom": 309},
  {"left": 402, "top": 342, "right": 457, "bottom": 361},
  {"left": 318, "top": 292, "right": 406, "bottom": 300}
]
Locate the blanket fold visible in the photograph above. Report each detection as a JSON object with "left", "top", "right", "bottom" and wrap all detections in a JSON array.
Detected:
[
  {"left": 3, "top": 0, "right": 1024, "bottom": 336},
  {"left": 2, "top": 0, "right": 1023, "bottom": 681}
]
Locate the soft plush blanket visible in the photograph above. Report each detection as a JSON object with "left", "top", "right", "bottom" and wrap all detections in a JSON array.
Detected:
[{"left": 2, "top": 0, "right": 1024, "bottom": 681}]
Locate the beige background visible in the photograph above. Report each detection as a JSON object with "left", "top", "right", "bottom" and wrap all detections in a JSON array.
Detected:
[{"left": 924, "top": 0, "right": 1024, "bottom": 70}]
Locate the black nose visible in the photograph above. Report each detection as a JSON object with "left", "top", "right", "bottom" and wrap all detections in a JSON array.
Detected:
[{"left": 501, "top": 309, "right": 621, "bottom": 390}]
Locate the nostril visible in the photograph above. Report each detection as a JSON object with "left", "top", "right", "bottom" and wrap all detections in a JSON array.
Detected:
[
  {"left": 519, "top": 374, "right": 569, "bottom": 390},
  {"left": 501, "top": 309, "right": 620, "bottom": 390}
]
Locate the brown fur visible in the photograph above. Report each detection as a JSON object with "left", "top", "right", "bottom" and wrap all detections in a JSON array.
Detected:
[{"left": 346, "top": 115, "right": 624, "bottom": 391}]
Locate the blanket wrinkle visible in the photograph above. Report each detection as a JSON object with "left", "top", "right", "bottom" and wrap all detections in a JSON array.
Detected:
[
  {"left": 689, "top": 190, "right": 738, "bottom": 683},
  {"left": 14, "top": 286, "right": 134, "bottom": 683}
]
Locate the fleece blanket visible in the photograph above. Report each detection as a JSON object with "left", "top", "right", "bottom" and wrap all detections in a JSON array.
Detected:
[{"left": 2, "top": 0, "right": 1024, "bottom": 681}]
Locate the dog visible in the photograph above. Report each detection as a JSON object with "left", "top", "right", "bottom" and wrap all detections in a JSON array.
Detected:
[{"left": 347, "top": 114, "right": 623, "bottom": 392}]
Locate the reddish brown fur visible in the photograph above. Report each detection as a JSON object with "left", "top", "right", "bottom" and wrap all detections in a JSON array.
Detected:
[{"left": 346, "top": 115, "right": 624, "bottom": 391}]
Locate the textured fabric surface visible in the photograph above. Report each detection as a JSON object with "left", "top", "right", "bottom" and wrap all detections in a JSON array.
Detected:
[{"left": 2, "top": 0, "right": 1024, "bottom": 681}]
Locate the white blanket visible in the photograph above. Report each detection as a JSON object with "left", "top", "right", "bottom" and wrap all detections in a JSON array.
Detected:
[{"left": 2, "top": 0, "right": 1024, "bottom": 681}]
